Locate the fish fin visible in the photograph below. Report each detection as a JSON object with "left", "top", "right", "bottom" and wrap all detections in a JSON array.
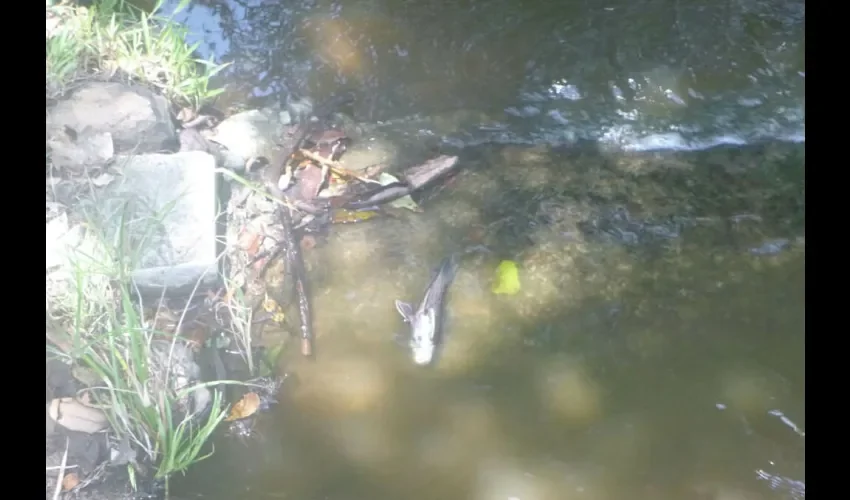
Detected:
[
  {"left": 392, "top": 332, "right": 409, "bottom": 346},
  {"left": 394, "top": 300, "right": 415, "bottom": 322}
]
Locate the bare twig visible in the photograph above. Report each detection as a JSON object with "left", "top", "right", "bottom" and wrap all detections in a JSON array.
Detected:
[
  {"left": 52, "top": 437, "right": 70, "bottom": 500},
  {"left": 297, "top": 149, "right": 381, "bottom": 185}
]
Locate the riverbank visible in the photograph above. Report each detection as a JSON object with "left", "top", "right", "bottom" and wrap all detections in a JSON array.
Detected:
[
  {"left": 46, "top": 1, "right": 234, "bottom": 498},
  {"left": 46, "top": 2, "right": 804, "bottom": 499}
]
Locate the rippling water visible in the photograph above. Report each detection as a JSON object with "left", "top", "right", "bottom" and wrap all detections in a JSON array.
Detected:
[
  {"left": 166, "top": 0, "right": 803, "bottom": 151},
  {"left": 157, "top": 2, "right": 804, "bottom": 499}
]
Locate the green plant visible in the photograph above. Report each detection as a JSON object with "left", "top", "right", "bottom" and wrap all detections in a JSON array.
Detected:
[
  {"left": 220, "top": 276, "right": 256, "bottom": 375},
  {"left": 46, "top": 0, "right": 230, "bottom": 108},
  {"left": 46, "top": 201, "right": 239, "bottom": 495}
]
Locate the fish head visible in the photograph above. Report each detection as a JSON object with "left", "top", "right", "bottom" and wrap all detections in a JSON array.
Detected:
[{"left": 409, "top": 308, "right": 437, "bottom": 365}]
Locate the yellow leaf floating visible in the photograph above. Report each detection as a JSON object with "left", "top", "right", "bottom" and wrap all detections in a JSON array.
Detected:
[
  {"left": 262, "top": 294, "right": 286, "bottom": 323},
  {"left": 225, "top": 392, "right": 260, "bottom": 421},
  {"left": 492, "top": 260, "right": 521, "bottom": 295},
  {"left": 331, "top": 209, "right": 379, "bottom": 224}
]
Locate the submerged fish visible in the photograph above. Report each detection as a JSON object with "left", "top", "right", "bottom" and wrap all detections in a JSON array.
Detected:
[{"left": 394, "top": 254, "right": 460, "bottom": 366}]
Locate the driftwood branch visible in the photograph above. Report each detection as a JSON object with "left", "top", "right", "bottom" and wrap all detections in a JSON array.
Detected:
[
  {"left": 279, "top": 204, "right": 314, "bottom": 357},
  {"left": 297, "top": 149, "right": 381, "bottom": 185},
  {"left": 343, "top": 155, "right": 460, "bottom": 210}
]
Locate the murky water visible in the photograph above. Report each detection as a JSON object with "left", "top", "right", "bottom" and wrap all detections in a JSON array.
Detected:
[
  {"left": 160, "top": 0, "right": 804, "bottom": 498},
  {"left": 174, "top": 142, "right": 804, "bottom": 500}
]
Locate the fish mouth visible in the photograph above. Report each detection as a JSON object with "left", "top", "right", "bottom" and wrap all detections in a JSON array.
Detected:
[{"left": 411, "top": 344, "right": 435, "bottom": 365}]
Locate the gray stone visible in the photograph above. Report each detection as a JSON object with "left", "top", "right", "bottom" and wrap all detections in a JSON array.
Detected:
[
  {"left": 46, "top": 81, "right": 178, "bottom": 154},
  {"left": 98, "top": 152, "right": 220, "bottom": 295},
  {"left": 208, "top": 107, "right": 292, "bottom": 162},
  {"left": 46, "top": 128, "right": 114, "bottom": 172},
  {"left": 339, "top": 137, "right": 400, "bottom": 173},
  {"left": 179, "top": 127, "right": 247, "bottom": 171}
]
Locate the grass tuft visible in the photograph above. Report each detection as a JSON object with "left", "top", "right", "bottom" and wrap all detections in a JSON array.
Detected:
[
  {"left": 46, "top": 0, "right": 230, "bottom": 109},
  {"left": 46, "top": 201, "right": 238, "bottom": 491}
]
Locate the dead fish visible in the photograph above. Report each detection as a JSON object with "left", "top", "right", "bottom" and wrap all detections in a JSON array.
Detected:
[{"left": 394, "top": 254, "right": 460, "bottom": 365}]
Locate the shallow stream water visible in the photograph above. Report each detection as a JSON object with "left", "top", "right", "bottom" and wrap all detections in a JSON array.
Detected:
[{"left": 160, "top": 1, "right": 804, "bottom": 498}]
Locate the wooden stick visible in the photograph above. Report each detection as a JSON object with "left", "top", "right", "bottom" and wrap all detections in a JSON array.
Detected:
[{"left": 297, "top": 149, "right": 382, "bottom": 184}]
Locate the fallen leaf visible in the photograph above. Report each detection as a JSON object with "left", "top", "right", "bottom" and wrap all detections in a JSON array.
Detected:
[
  {"left": 492, "top": 260, "right": 521, "bottom": 295},
  {"left": 225, "top": 392, "right": 261, "bottom": 421},
  {"left": 62, "top": 472, "right": 80, "bottom": 491},
  {"left": 262, "top": 294, "right": 286, "bottom": 323},
  {"left": 331, "top": 209, "right": 379, "bottom": 224},
  {"left": 238, "top": 228, "right": 262, "bottom": 256}
]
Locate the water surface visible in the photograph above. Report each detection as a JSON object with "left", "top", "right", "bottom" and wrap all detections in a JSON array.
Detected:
[
  {"left": 167, "top": 0, "right": 804, "bottom": 150},
  {"left": 158, "top": 1, "right": 805, "bottom": 498},
  {"left": 176, "top": 142, "right": 804, "bottom": 500}
]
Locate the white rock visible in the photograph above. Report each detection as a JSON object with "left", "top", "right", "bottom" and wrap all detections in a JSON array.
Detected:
[
  {"left": 45, "top": 213, "right": 83, "bottom": 269},
  {"left": 47, "top": 398, "right": 109, "bottom": 434},
  {"left": 100, "top": 151, "right": 220, "bottom": 294},
  {"left": 210, "top": 107, "right": 292, "bottom": 162}
]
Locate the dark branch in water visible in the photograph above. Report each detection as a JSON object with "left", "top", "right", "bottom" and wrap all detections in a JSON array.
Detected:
[
  {"left": 343, "top": 155, "right": 459, "bottom": 210},
  {"left": 256, "top": 95, "right": 456, "bottom": 359},
  {"left": 259, "top": 94, "right": 355, "bottom": 358},
  {"left": 280, "top": 203, "right": 314, "bottom": 358}
]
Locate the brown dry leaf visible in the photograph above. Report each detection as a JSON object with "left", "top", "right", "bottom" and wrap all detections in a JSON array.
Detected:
[
  {"left": 237, "top": 227, "right": 262, "bottom": 255},
  {"left": 225, "top": 392, "right": 261, "bottom": 421},
  {"left": 62, "top": 472, "right": 81, "bottom": 491}
]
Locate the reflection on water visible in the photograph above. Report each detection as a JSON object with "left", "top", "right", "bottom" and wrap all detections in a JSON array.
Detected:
[
  {"left": 164, "top": 0, "right": 803, "bottom": 150},
  {"left": 174, "top": 143, "right": 804, "bottom": 500},
  {"left": 157, "top": 0, "right": 804, "bottom": 497}
]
